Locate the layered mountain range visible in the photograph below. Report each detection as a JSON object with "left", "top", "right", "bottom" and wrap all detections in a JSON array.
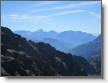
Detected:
[
  {"left": 1, "top": 26, "right": 101, "bottom": 76},
  {"left": 1, "top": 26, "right": 94, "bottom": 76},
  {"left": 15, "top": 30, "right": 96, "bottom": 52}
]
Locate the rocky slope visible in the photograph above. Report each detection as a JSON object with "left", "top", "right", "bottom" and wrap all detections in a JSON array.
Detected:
[{"left": 1, "top": 26, "right": 89, "bottom": 76}]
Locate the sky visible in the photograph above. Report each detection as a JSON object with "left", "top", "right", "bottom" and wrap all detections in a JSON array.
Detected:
[{"left": 1, "top": 1, "right": 101, "bottom": 35}]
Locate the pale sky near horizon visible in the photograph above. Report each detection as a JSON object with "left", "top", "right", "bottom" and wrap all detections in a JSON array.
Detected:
[{"left": 1, "top": 1, "right": 101, "bottom": 35}]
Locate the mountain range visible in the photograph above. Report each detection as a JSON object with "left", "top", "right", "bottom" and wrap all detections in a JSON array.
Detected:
[
  {"left": 15, "top": 30, "right": 96, "bottom": 52},
  {"left": 1, "top": 26, "right": 99, "bottom": 76}
]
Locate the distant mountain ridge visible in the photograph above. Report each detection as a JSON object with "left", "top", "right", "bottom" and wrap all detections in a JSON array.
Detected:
[
  {"left": 15, "top": 29, "right": 96, "bottom": 52},
  {"left": 70, "top": 35, "right": 102, "bottom": 75},
  {"left": 70, "top": 35, "right": 101, "bottom": 58}
]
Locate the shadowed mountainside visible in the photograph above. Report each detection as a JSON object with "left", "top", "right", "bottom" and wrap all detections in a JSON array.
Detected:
[{"left": 1, "top": 26, "right": 91, "bottom": 76}]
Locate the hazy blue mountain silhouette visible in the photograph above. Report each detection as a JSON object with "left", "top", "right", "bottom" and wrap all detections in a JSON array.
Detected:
[
  {"left": 15, "top": 30, "right": 96, "bottom": 52},
  {"left": 70, "top": 35, "right": 101, "bottom": 58},
  {"left": 70, "top": 35, "right": 101, "bottom": 75},
  {"left": 41, "top": 38, "right": 72, "bottom": 52}
]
